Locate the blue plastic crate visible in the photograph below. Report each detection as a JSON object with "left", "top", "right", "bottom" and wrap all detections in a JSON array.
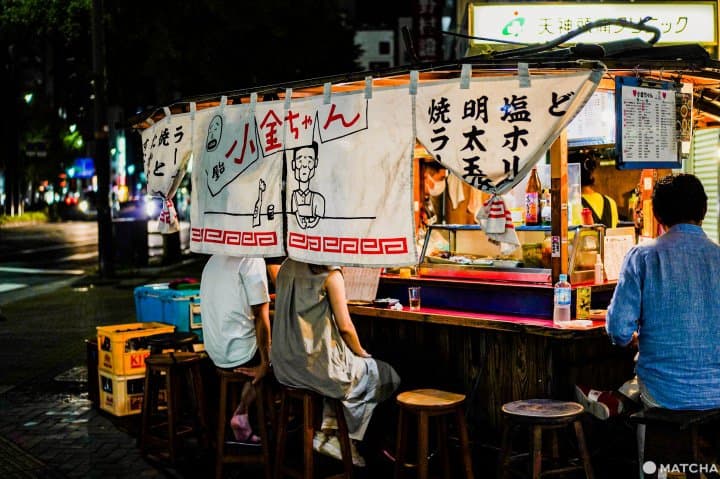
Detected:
[{"left": 133, "top": 283, "right": 203, "bottom": 342}]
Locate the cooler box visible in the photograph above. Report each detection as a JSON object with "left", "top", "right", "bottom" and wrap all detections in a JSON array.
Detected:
[
  {"left": 98, "top": 370, "right": 166, "bottom": 416},
  {"left": 134, "top": 283, "right": 203, "bottom": 342},
  {"left": 97, "top": 322, "right": 176, "bottom": 376}
]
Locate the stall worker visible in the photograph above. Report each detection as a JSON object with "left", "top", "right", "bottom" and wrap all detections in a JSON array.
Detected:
[
  {"left": 270, "top": 259, "right": 401, "bottom": 467},
  {"left": 569, "top": 150, "right": 619, "bottom": 227},
  {"left": 200, "top": 254, "right": 271, "bottom": 445}
]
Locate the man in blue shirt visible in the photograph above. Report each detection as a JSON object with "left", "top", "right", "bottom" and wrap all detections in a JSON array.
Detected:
[{"left": 607, "top": 173, "right": 720, "bottom": 410}]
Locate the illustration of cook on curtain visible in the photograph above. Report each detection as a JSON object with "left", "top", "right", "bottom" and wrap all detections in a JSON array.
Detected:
[{"left": 290, "top": 141, "right": 325, "bottom": 229}]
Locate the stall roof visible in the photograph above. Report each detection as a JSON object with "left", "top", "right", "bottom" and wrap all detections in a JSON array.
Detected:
[{"left": 130, "top": 20, "right": 720, "bottom": 130}]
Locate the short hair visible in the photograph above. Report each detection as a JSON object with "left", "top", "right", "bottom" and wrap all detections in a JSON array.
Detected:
[
  {"left": 294, "top": 141, "right": 319, "bottom": 161},
  {"left": 568, "top": 150, "right": 597, "bottom": 186},
  {"left": 652, "top": 174, "right": 707, "bottom": 227}
]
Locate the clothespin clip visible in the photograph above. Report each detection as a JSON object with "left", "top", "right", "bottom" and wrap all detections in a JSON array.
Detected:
[
  {"left": 518, "top": 63, "right": 531, "bottom": 88},
  {"left": 460, "top": 64, "right": 472, "bottom": 90},
  {"left": 163, "top": 106, "right": 172, "bottom": 123},
  {"left": 249, "top": 92, "right": 258, "bottom": 112},
  {"left": 219, "top": 95, "right": 228, "bottom": 112},
  {"left": 189, "top": 102, "right": 196, "bottom": 121},
  {"left": 409, "top": 70, "right": 419, "bottom": 95},
  {"left": 323, "top": 82, "right": 332, "bottom": 105},
  {"left": 364, "top": 76, "right": 373, "bottom": 99},
  {"left": 284, "top": 88, "right": 292, "bottom": 109}
]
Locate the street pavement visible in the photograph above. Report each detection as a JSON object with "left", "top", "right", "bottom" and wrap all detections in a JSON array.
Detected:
[{"left": 0, "top": 253, "right": 228, "bottom": 478}]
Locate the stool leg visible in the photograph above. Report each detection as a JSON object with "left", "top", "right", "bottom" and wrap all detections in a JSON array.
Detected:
[
  {"left": 167, "top": 367, "right": 178, "bottom": 464},
  {"left": 254, "top": 381, "right": 272, "bottom": 479},
  {"left": 274, "top": 390, "right": 290, "bottom": 479},
  {"left": 394, "top": 408, "right": 407, "bottom": 479},
  {"left": 139, "top": 368, "right": 153, "bottom": 454},
  {"left": 455, "top": 407, "right": 474, "bottom": 479},
  {"left": 215, "top": 375, "right": 228, "bottom": 479},
  {"left": 334, "top": 400, "right": 354, "bottom": 478},
  {"left": 189, "top": 365, "right": 209, "bottom": 449},
  {"left": 438, "top": 416, "right": 450, "bottom": 479},
  {"left": 531, "top": 425, "right": 542, "bottom": 479},
  {"left": 418, "top": 411, "right": 429, "bottom": 479},
  {"left": 572, "top": 420, "right": 594, "bottom": 479},
  {"left": 302, "top": 394, "right": 315, "bottom": 479},
  {"left": 496, "top": 422, "right": 512, "bottom": 479}
]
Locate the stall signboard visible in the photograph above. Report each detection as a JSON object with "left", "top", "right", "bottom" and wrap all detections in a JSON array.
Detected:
[
  {"left": 150, "top": 66, "right": 600, "bottom": 266},
  {"left": 469, "top": 2, "right": 717, "bottom": 47},
  {"left": 141, "top": 109, "right": 194, "bottom": 233},
  {"left": 415, "top": 69, "right": 602, "bottom": 194},
  {"left": 190, "top": 86, "right": 417, "bottom": 266}
]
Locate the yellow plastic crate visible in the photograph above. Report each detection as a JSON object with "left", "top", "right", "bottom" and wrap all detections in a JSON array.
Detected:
[
  {"left": 98, "top": 370, "right": 166, "bottom": 416},
  {"left": 97, "top": 322, "right": 175, "bottom": 375}
]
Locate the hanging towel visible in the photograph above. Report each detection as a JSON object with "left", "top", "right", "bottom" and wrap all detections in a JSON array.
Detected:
[
  {"left": 446, "top": 173, "right": 466, "bottom": 210},
  {"left": 158, "top": 198, "right": 180, "bottom": 234},
  {"left": 475, "top": 194, "right": 520, "bottom": 255}
]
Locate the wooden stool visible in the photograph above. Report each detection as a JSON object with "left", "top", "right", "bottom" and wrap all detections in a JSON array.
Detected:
[
  {"left": 394, "top": 389, "right": 474, "bottom": 479},
  {"left": 274, "top": 386, "right": 354, "bottom": 479},
  {"left": 215, "top": 368, "right": 272, "bottom": 479},
  {"left": 139, "top": 352, "right": 209, "bottom": 464},
  {"left": 497, "top": 399, "right": 593, "bottom": 479},
  {"left": 630, "top": 407, "right": 720, "bottom": 478},
  {"left": 147, "top": 331, "right": 199, "bottom": 354}
]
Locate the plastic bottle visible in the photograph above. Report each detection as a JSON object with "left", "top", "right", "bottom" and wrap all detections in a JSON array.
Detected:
[
  {"left": 553, "top": 273, "right": 572, "bottom": 325},
  {"left": 594, "top": 253, "right": 604, "bottom": 284},
  {"left": 524, "top": 167, "right": 541, "bottom": 226},
  {"left": 570, "top": 184, "right": 583, "bottom": 226}
]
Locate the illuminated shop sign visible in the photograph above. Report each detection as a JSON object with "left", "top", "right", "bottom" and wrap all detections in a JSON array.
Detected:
[{"left": 469, "top": 2, "right": 716, "bottom": 46}]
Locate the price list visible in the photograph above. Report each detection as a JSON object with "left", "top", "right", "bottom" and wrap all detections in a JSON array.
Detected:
[{"left": 621, "top": 85, "right": 677, "bottom": 164}]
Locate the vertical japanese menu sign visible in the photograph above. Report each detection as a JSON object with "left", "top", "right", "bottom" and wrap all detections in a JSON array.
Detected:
[{"left": 615, "top": 77, "right": 680, "bottom": 169}]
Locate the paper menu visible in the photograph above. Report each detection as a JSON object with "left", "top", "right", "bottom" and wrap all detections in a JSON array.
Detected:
[
  {"left": 603, "top": 227, "right": 636, "bottom": 281},
  {"left": 342, "top": 267, "right": 382, "bottom": 302}
]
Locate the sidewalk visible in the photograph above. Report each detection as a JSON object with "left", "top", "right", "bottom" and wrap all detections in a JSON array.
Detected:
[{"left": 0, "top": 254, "right": 229, "bottom": 478}]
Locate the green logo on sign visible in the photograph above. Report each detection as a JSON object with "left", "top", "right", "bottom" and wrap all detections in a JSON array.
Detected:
[{"left": 501, "top": 17, "right": 525, "bottom": 37}]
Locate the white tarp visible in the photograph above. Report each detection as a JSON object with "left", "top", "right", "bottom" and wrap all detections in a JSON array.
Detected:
[
  {"left": 190, "top": 103, "right": 285, "bottom": 257},
  {"left": 140, "top": 109, "right": 194, "bottom": 233},
  {"left": 415, "top": 69, "right": 603, "bottom": 194},
  {"left": 279, "top": 87, "right": 416, "bottom": 266}
]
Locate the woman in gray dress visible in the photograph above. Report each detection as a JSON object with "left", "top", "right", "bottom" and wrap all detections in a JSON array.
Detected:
[{"left": 270, "top": 259, "right": 401, "bottom": 466}]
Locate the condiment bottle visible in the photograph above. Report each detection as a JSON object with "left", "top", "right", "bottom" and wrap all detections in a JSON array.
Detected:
[
  {"left": 594, "top": 253, "right": 604, "bottom": 284},
  {"left": 524, "top": 167, "right": 541, "bottom": 226},
  {"left": 540, "top": 188, "right": 552, "bottom": 226}
]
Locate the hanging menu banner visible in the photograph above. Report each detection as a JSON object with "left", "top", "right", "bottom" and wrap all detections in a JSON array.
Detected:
[{"left": 615, "top": 76, "right": 681, "bottom": 169}]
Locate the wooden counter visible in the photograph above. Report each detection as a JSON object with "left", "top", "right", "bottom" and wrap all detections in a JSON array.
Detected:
[{"left": 348, "top": 304, "right": 634, "bottom": 438}]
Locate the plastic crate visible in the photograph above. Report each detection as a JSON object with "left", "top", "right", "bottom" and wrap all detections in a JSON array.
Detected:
[
  {"left": 98, "top": 370, "right": 166, "bottom": 416},
  {"left": 134, "top": 283, "right": 203, "bottom": 341},
  {"left": 97, "top": 322, "right": 175, "bottom": 375}
]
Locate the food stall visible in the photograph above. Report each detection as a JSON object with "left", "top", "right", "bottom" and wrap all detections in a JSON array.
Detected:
[{"left": 132, "top": 16, "right": 720, "bottom": 434}]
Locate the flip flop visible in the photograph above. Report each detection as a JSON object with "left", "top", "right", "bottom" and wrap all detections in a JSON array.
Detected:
[{"left": 226, "top": 433, "right": 262, "bottom": 447}]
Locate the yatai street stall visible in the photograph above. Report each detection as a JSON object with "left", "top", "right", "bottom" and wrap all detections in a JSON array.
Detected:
[{"left": 131, "top": 18, "right": 720, "bottom": 431}]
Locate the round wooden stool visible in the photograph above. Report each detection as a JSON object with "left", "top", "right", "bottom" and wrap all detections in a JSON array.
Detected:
[
  {"left": 497, "top": 399, "right": 593, "bottom": 479},
  {"left": 215, "top": 368, "right": 272, "bottom": 479},
  {"left": 146, "top": 331, "right": 199, "bottom": 354},
  {"left": 139, "top": 351, "right": 209, "bottom": 464},
  {"left": 274, "top": 386, "right": 354, "bottom": 479},
  {"left": 394, "top": 389, "right": 474, "bottom": 479}
]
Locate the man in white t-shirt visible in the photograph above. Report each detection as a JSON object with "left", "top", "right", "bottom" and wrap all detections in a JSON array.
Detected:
[{"left": 201, "top": 255, "right": 271, "bottom": 445}]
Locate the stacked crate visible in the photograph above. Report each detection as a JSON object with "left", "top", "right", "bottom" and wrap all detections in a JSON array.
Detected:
[{"left": 96, "top": 322, "right": 175, "bottom": 416}]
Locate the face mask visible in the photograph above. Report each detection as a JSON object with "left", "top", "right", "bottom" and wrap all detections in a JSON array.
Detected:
[{"left": 425, "top": 175, "right": 446, "bottom": 197}]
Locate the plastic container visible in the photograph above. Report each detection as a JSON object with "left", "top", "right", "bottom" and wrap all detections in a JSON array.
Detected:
[
  {"left": 134, "top": 283, "right": 203, "bottom": 341},
  {"left": 553, "top": 274, "right": 572, "bottom": 325},
  {"left": 97, "top": 322, "right": 175, "bottom": 375}
]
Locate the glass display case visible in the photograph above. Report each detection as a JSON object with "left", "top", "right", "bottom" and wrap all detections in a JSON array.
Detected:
[{"left": 416, "top": 224, "right": 604, "bottom": 284}]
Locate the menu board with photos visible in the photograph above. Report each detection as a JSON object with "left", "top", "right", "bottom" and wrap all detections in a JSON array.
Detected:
[{"left": 615, "top": 76, "right": 682, "bottom": 169}]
